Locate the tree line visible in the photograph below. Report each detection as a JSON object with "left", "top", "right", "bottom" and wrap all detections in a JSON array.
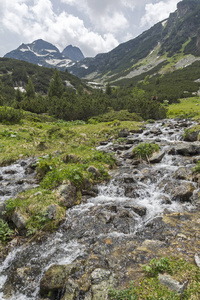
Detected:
[{"left": 1, "top": 69, "right": 167, "bottom": 121}]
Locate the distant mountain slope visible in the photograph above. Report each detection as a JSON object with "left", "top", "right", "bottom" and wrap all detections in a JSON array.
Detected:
[
  {"left": 4, "top": 39, "right": 84, "bottom": 71},
  {"left": 68, "top": 0, "right": 200, "bottom": 84},
  {"left": 0, "top": 57, "right": 87, "bottom": 95}
]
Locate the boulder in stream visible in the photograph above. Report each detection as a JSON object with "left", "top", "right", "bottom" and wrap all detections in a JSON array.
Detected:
[
  {"left": 40, "top": 264, "right": 78, "bottom": 298},
  {"left": 149, "top": 151, "right": 165, "bottom": 164},
  {"left": 171, "top": 183, "right": 195, "bottom": 202},
  {"left": 173, "top": 143, "right": 200, "bottom": 156}
]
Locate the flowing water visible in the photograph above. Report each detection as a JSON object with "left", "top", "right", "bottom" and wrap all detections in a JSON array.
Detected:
[{"left": 0, "top": 119, "right": 199, "bottom": 299}]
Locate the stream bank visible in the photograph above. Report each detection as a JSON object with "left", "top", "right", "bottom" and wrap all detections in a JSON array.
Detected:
[{"left": 0, "top": 118, "right": 200, "bottom": 299}]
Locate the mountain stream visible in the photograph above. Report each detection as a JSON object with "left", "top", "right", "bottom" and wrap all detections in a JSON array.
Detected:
[{"left": 0, "top": 119, "right": 200, "bottom": 299}]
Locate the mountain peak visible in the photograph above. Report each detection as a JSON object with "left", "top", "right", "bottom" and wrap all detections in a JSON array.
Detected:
[
  {"left": 4, "top": 40, "right": 84, "bottom": 70},
  {"left": 62, "top": 45, "right": 84, "bottom": 62}
]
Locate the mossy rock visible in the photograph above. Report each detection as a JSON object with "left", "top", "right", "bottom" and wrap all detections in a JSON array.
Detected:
[
  {"left": 183, "top": 125, "right": 200, "bottom": 142},
  {"left": 40, "top": 264, "right": 78, "bottom": 298}
]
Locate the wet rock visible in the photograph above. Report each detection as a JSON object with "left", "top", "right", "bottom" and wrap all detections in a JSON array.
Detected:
[
  {"left": 149, "top": 151, "right": 165, "bottom": 163},
  {"left": 174, "top": 167, "right": 192, "bottom": 180},
  {"left": 171, "top": 183, "right": 195, "bottom": 202},
  {"left": 124, "top": 184, "right": 139, "bottom": 198},
  {"left": 124, "top": 204, "right": 147, "bottom": 216},
  {"left": 183, "top": 129, "right": 200, "bottom": 142},
  {"left": 118, "top": 129, "right": 129, "bottom": 138},
  {"left": 4, "top": 169, "right": 17, "bottom": 175},
  {"left": 174, "top": 143, "right": 200, "bottom": 156},
  {"left": 126, "top": 137, "right": 141, "bottom": 144},
  {"left": 158, "top": 274, "right": 188, "bottom": 294},
  {"left": 57, "top": 183, "right": 78, "bottom": 209},
  {"left": 122, "top": 173, "right": 136, "bottom": 183},
  {"left": 121, "top": 146, "right": 134, "bottom": 159},
  {"left": 113, "top": 144, "right": 126, "bottom": 151},
  {"left": 87, "top": 166, "right": 101, "bottom": 178},
  {"left": 160, "top": 195, "right": 172, "bottom": 205},
  {"left": 11, "top": 211, "right": 27, "bottom": 230},
  {"left": 150, "top": 127, "right": 162, "bottom": 136},
  {"left": 46, "top": 205, "right": 57, "bottom": 220},
  {"left": 40, "top": 264, "right": 78, "bottom": 298}
]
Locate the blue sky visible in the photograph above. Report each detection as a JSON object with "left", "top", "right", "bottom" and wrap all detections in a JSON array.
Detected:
[{"left": 0, "top": 0, "right": 181, "bottom": 58}]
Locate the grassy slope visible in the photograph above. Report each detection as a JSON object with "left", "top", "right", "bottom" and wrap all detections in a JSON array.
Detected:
[
  {"left": 167, "top": 97, "right": 200, "bottom": 119},
  {"left": 0, "top": 114, "right": 142, "bottom": 238}
]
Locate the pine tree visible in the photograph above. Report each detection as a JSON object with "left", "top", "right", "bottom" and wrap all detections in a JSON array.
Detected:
[
  {"left": 25, "top": 78, "right": 35, "bottom": 99},
  {"left": 48, "top": 70, "right": 64, "bottom": 99}
]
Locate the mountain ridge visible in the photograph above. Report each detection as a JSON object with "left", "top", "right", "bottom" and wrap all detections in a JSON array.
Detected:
[
  {"left": 67, "top": 0, "right": 200, "bottom": 84},
  {"left": 4, "top": 39, "right": 84, "bottom": 71}
]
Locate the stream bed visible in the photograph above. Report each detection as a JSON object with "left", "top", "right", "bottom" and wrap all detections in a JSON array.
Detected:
[{"left": 0, "top": 119, "right": 200, "bottom": 299}]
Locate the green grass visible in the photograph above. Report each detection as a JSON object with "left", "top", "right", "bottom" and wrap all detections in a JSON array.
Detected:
[
  {"left": 109, "top": 257, "right": 200, "bottom": 299},
  {"left": 0, "top": 113, "right": 142, "bottom": 239},
  {"left": 167, "top": 97, "right": 200, "bottom": 119}
]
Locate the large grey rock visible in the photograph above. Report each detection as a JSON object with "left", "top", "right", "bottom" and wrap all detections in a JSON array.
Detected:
[
  {"left": 11, "top": 211, "right": 27, "bottom": 230},
  {"left": 40, "top": 264, "right": 77, "bottom": 298},
  {"left": 183, "top": 129, "right": 200, "bottom": 142},
  {"left": 174, "top": 167, "right": 192, "bottom": 180},
  {"left": 159, "top": 274, "right": 188, "bottom": 294},
  {"left": 121, "top": 146, "right": 135, "bottom": 159},
  {"left": 171, "top": 183, "right": 195, "bottom": 202},
  {"left": 174, "top": 143, "right": 200, "bottom": 156},
  {"left": 149, "top": 151, "right": 165, "bottom": 163}
]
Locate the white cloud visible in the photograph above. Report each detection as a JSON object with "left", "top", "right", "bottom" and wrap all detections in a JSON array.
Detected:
[
  {"left": 0, "top": 0, "right": 181, "bottom": 58},
  {"left": 61, "top": 0, "right": 132, "bottom": 33},
  {"left": 141, "top": 0, "right": 180, "bottom": 27},
  {"left": 0, "top": 0, "right": 119, "bottom": 57}
]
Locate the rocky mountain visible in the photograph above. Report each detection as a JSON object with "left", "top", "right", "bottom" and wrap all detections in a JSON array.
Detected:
[
  {"left": 4, "top": 39, "right": 84, "bottom": 71},
  {"left": 68, "top": 0, "right": 200, "bottom": 85},
  {"left": 62, "top": 45, "right": 84, "bottom": 62}
]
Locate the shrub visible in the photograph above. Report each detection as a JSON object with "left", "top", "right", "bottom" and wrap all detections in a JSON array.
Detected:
[
  {"left": 0, "top": 219, "right": 14, "bottom": 244},
  {"left": 133, "top": 143, "right": 159, "bottom": 161},
  {"left": 143, "top": 257, "right": 173, "bottom": 277},
  {"left": 0, "top": 106, "right": 23, "bottom": 124}
]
